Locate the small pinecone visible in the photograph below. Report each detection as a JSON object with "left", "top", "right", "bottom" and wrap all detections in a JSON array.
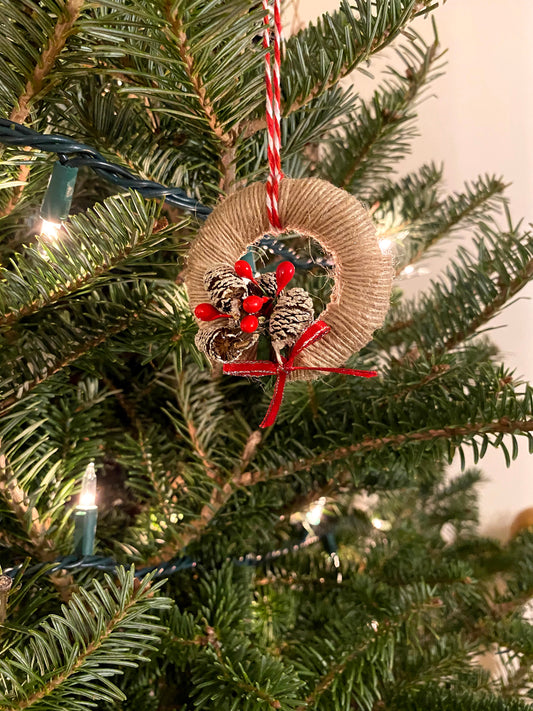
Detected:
[
  {"left": 270, "top": 288, "right": 314, "bottom": 350},
  {"left": 254, "top": 272, "right": 278, "bottom": 300},
  {"left": 203, "top": 264, "right": 247, "bottom": 315},
  {"left": 195, "top": 323, "right": 258, "bottom": 363}
]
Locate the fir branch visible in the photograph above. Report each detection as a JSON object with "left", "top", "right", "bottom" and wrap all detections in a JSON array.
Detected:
[
  {"left": 0, "top": 193, "right": 167, "bottom": 329},
  {"left": 148, "top": 430, "right": 263, "bottom": 563},
  {"left": 9, "top": 0, "right": 84, "bottom": 125},
  {"left": 2, "top": 0, "right": 84, "bottom": 217},
  {"left": 297, "top": 642, "right": 373, "bottom": 711},
  {"left": 378, "top": 222, "right": 533, "bottom": 355},
  {"left": 174, "top": 370, "right": 222, "bottom": 484},
  {"left": 163, "top": 1, "right": 232, "bottom": 150},
  {"left": 322, "top": 25, "right": 442, "bottom": 193},
  {"left": 371, "top": 162, "right": 443, "bottom": 239},
  {"left": 0, "top": 569, "right": 170, "bottom": 710},
  {"left": 396, "top": 175, "right": 507, "bottom": 273},
  {"left": 238, "top": 429, "right": 263, "bottom": 473},
  {"left": 204, "top": 624, "right": 283, "bottom": 710},
  {"left": 441, "top": 257, "right": 533, "bottom": 354},
  {"left": 0, "top": 314, "right": 138, "bottom": 415},
  {"left": 242, "top": 418, "right": 533, "bottom": 488}
]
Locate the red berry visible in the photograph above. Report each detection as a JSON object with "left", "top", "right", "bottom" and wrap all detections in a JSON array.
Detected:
[
  {"left": 234, "top": 260, "right": 258, "bottom": 285},
  {"left": 275, "top": 261, "right": 295, "bottom": 294},
  {"left": 195, "top": 303, "right": 230, "bottom": 321},
  {"left": 242, "top": 295, "right": 263, "bottom": 314},
  {"left": 240, "top": 314, "right": 259, "bottom": 333}
]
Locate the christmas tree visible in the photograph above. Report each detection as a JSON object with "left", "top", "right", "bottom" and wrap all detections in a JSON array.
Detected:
[{"left": 1, "top": 1, "right": 533, "bottom": 709}]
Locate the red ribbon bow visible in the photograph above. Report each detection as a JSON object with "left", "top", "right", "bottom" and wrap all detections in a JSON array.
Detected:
[{"left": 223, "top": 320, "right": 377, "bottom": 428}]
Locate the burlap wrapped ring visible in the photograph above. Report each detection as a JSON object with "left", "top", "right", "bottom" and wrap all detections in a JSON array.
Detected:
[{"left": 186, "top": 178, "right": 393, "bottom": 380}]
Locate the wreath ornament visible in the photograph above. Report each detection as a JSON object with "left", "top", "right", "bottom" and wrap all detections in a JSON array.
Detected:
[{"left": 185, "top": 2, "right": 393, "bottom": 427}]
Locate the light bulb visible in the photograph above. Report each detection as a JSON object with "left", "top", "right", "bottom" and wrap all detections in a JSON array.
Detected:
[
  {"left": 401, "top": 264, "right": 415, "bottom": 276},
  {"left": 371, "top": 517, "right": 391, "bottom": 531},
  {"left": 306, "top": 497, "right": 326, "bottom": 526},
  {"left": 379, "top": 238, "right": 392, "bottom": 253},
  {"left": 40, "top": 219, "right": 62, "bottom": 241},
  {"left": 79, "top": 462, "right": 97, "bottom": 508}
]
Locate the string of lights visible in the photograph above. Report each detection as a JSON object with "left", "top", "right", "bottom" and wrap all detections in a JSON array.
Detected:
[
  {"left": 4, "top": 533, "right": 322, "bottom": 582},
  {"left": 1, "top": 464, "right": 330, "bottom": 582},
  {"left": 0, "top": 118, "right": 212, "bottom": 218},
  {"left": 0, "top": 118, "right": 332, "bottom": 269}
]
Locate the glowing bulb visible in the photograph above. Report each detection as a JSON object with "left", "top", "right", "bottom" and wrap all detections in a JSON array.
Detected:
[
  {"left": 306, "top": 497, "right": 326, "bottom": 526},
  {"left": 79, "top": 462, "right": 97, "bottom": 508},
  {"left": 401, "top": 264, "right": 415, "bottom": 276},
  {"left": 371, "top": 517, "right": 392, "bottom": 531},
  {"left": 379, "top": 238, "right": 392, "bottom": 253},
  {"left": 40, "top": 219, "right": 62, "bottom": 241}
]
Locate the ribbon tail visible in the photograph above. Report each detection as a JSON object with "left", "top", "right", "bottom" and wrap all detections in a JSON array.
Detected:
[{"left": 260, "top": 370, "right": 288, "bottom": 428}]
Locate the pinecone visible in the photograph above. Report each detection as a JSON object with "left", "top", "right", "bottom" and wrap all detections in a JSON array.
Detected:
[
  {"left": 269, "top": 288, "right": 314, "bottom": 352},
  {"left": 254, "top": 272, "right": 278, "bottom": 299},
  {"left": 203, "top": 264, "right": 247, "bottom": 316},
  {"left": 195, "top": 323, "right": 258, "bottom": 363}
]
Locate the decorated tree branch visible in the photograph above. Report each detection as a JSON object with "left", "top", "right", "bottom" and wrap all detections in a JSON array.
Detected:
[{"left": 0, "top": 1, "right": 532, "bottom": 709}]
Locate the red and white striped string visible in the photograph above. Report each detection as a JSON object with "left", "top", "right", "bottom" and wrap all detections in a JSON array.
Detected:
[{"left": 262, "top": 0, "right": 283, "bottom": 231}]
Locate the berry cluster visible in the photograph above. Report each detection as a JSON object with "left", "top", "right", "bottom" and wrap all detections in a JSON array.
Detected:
[{"left": 194, "top": 259, "right": 295, "bottom": 334}]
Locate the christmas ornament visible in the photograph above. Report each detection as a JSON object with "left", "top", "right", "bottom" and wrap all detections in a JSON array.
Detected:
[
  {"left": 510, "top": 507, "right": 533, "bottom": 538},
  {"left": 186, "top": 0, "right": 392, "bottom": 426}
]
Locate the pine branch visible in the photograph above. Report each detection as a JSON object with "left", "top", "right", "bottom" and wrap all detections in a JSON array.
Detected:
[
  {"left": 1, "top": 0, "right": 84, "bottom": 217},
  {"left": 321, "top": 25, "right": 443, "bottom": 193},
  {"left": 379, "top": 222, "right": 533, "bottom": 355},
  {"left": 241, "top": 418, "right": 533, "bottom": 489},
  {"left": 0, "top": 568, "right": 170, "bottom": 710},
  {"left": 0, "top": 193, "right": 168, "bottom": 328},
  {"left": 395, "top": 175, "right": 507, "bottom": 273},
  {"left": 162, "top": 1, "right": 232, "bottom": 149}
]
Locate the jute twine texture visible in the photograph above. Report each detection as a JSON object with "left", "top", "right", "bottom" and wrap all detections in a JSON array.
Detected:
[{"left": 186, "top": 178, "right": 393, "bottom": 380}]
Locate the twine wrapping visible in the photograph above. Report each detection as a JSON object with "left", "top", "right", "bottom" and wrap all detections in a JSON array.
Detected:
[{"left": 186, "top": 178, "right": 393, "bottom": 380}]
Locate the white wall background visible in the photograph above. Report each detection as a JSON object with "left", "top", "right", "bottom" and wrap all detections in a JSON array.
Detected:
[{"left": 292, "top": 0, "right": 533, "bottom": 539}]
